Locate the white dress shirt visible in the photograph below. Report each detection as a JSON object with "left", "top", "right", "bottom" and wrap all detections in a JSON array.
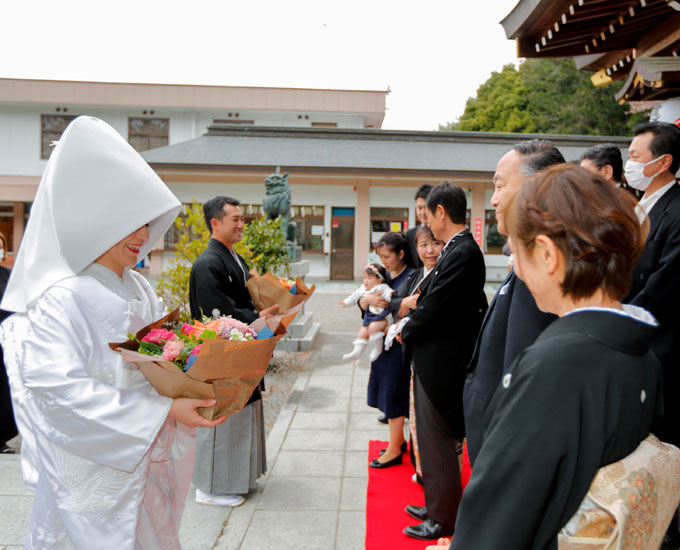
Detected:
[{"left": 635, "top": 180, "right": 677, "bottom": 224}]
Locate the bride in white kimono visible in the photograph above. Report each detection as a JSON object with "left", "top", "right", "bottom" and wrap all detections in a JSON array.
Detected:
[{"left": 0, "top": 116, "right": 225, "bottom": 549}]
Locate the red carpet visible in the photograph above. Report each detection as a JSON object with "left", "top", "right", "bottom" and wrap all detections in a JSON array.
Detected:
[
  {"left": 365, "top": 440, "right": 427, "bottom": 550},
  {"left": 365, "top": 440, "right": 472, "bottom": 550}
]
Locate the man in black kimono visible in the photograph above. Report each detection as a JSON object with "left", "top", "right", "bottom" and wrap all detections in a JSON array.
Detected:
[
  {"left": 189, "top": 196, "right": 277, "bottom": 507},
  {"left": 622, "top": 121, "right": 680, "bottom": 549},
  {"left": 462, "top": 139, "right": 564, "bottom": 466},
  {"left": 400, "top": 182, "right": 487, "bottom": 540},
  {"left": 405, "top": 183, "right": 433, "bottom": 269}
]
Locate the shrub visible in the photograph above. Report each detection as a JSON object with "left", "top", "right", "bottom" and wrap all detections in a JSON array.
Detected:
[{"left": 157, "top": 203, "right": 289, "bottom": 321}]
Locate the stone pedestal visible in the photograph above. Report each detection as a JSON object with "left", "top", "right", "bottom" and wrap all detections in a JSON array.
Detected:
[
  {"left": 287, "top": 244, "right": 302, "bottom": 263},
  {"left": 278, "top": 260, "right": 320, "bottom": 351}
]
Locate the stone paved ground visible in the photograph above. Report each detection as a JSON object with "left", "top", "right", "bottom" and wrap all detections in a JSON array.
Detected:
[{"left": 0, "top": 281, "right": 386, "bottom": 550}]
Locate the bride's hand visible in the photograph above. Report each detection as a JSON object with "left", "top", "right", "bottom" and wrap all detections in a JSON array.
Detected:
[{"left": 168, "top": 398, "right": 227, "bottom": 428}]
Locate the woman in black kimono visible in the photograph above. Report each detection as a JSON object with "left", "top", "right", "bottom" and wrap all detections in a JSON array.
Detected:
[
  {"left": 446, "top": 164, "right": 663, "bottom": 550},
  {"left": 389, "top": 225, "right": 444, "bottom": 478},
  {"left": 0, "top": 232, "right": 17, "bottom": 454}
]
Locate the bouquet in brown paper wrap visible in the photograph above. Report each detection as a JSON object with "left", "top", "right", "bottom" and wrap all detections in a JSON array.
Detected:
[
  {"left": 109, "top": 306, "right": 301, "bottom": 420},
  {"left": 246, "top": 272, "right": 315, "bottom": 312}
]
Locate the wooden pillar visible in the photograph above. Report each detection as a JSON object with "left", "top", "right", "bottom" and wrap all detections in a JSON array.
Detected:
[
  {"left": 355, "top": 180, "right": 370, "bottom": 279},
  {"left": 471, "top": 184, "right": 486, "bottom": 251}
]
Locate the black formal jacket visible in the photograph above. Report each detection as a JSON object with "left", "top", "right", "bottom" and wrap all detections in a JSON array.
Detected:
[
  {"left": 453, "top": 310, "right": 663, "bottom": 550},
  {"left": 463, "top": 270, "right": 556, "bottom": 465},
  {"left": 405, "top": 226, "right": 423, "bottom": 269},
  {"left": 625, "top": 180, "right": 680, "bottom": 445},
  {"left": 401, "top": 231, "right": 487, "bottom": 437},
  {"left": 189, "top": 238, "right": 261, "bottom": 402},
  {"left": 389, "top": 266, "right": 425, "bottom": 368}
]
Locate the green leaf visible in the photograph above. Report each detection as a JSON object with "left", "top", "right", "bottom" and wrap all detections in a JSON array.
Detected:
[{"left": 139, "top": 341, "right": 163, "bottom": 355}]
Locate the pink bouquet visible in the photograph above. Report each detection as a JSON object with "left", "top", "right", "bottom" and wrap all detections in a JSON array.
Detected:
[{"left": 131, "top": 315, "right": 258, "bottom": 371}]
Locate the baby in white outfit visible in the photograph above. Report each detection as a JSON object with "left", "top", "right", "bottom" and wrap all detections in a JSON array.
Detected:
[{"left": 339, "top": 263, "right": 393, "bottom": 362}]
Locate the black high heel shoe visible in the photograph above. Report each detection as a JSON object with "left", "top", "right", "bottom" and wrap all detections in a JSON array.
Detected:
[
  {"left": 369, "top": 453, "right": 403, "bottom": 469},
  {"left": 379, "top": 441, "right": 408, "bottom": 456}
]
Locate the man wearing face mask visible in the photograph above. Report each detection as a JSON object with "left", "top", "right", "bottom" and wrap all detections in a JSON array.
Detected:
[{"left": 623, "top": 121, "right": 680, "bottom": 550}]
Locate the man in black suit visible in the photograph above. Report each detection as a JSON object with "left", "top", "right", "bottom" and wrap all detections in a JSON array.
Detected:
[
  {"left": 400, "top": 182, "right": 487, "bottom": 540},
  {"left": 405, "top": 183, "right": 434, "bottom": 268},
  {"left": 462, "top": 140, "right": 564, "bottom": 467},
  {"left": 189, "top": 196, "right": 277, "bottom": 507},
  {"left": 622, "top": 122, "right": 680, "bottom": 549}
]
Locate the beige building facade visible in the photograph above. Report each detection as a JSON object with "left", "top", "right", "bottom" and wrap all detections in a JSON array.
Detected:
[{"left": 0, "top": 78, "right": 632, "bottom": 281}]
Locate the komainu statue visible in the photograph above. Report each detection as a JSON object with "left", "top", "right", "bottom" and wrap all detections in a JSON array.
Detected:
[{"left": 262, "top": 167, "right": 294, "bottom": 239}]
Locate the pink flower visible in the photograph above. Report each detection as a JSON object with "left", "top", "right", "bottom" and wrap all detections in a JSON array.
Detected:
[
  {"left": 180, "top": 323, "right": 195, "bottom": 335},
  {"left": 162, "top": 339, "right": 185, "bottom": 361},
  {"left": 142, "top": 328, "right": 176, "bottom": 345},
  {"left": 190, "top": 344, "right": 202, "bottom": 356},
  {"left": 215, "top": 317, "right": 257, "bottom": 339}
]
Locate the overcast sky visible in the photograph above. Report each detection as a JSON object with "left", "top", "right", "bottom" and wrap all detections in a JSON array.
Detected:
[{"left": 2, "top": 0, "right": 520, "bottom": 130}]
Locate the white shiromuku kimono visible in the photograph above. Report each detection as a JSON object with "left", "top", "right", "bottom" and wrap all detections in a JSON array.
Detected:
[
  {"left": 2, "top": 266, "right": 194, "bottom": 550},
  {"left": 0, "top": 116, "right": 188, "bottom": 549}
]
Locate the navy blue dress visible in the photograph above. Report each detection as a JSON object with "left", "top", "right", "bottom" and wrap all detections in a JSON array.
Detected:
[{"left": 367, "top": 266, "right": 414, "bottom": 419}]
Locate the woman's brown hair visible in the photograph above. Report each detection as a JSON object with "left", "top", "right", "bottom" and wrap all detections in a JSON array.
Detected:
[{"left": 506, "top": 164, "right": 645, "bottom": 301}]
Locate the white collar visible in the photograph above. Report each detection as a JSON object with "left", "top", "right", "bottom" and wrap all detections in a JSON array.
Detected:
[
  {"left": 635, "top": 180, "right": 677, "bottom": 223},
  {"left": 440, "top": 229, "right": 465, "bottom": 256},
  {"left": 563, "top": 304, "right": 658, "bottom": 326}
]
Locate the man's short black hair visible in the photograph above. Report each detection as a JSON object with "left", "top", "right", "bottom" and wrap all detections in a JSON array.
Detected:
[
  {"left": 580, "top": 143, "right": 623, "bottom": 182},
  {"left": 513, "top": 139, "right": 566, "bottom": 176},
  {"left": 425, "top": 181, "right": 467, "bottom": 224},
  {"left": 414, "top": 184, "right": 433, "bottom": 201},
  {"left": 203, "top": 196, "right": 240, "bottom": 232},
  {"left": 633, "top": 121, "right": 680, "bottom": 174}
]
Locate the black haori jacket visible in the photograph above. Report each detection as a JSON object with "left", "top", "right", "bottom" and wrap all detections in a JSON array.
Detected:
[
  {"left": 452, "top": 309, "right": 662, "bottom": 550},
  {"left": 400, "top": 230, "right": 487, "bottom": 437},
  {"left": 626, "top": 181, "right": 680, "bottom": 446},
  {"left": 189, "top": 238, "right": 261, "bottom": 402}
]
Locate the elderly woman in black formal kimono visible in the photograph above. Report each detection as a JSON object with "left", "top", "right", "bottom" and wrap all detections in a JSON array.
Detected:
[{"left": 434, "top": 164, "right": 663, "bottom": 550}]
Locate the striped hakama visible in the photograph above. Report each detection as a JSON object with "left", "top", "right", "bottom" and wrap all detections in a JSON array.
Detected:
[{"left": 192, "top": 399, "right": 267, "bottom": 495}]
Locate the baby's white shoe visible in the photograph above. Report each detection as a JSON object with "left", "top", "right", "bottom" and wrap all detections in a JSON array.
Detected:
[
  {"left": 368, "top": 332, "right": 385, "bottom": 362},
  {"left": 343, "top": 338, "right": 368, "bottom": 361}
]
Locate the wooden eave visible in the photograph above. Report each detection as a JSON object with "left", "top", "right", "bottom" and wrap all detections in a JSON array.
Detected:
[
  {"left": 615, "top": 57, "right": 680, "bottom": 102},
  {"left": 503, "top": 0, "right": 680, "bottom": 59}
]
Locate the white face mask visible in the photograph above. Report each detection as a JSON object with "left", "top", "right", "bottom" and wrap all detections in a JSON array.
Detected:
[
  {"left": 624, "top": 155, "right": 666, "bottom": 191},
  {"left": 0, "top": 250, "right": 4, "bottom": 262}
]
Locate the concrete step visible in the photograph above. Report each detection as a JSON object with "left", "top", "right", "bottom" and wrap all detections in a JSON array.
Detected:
[
  {"left": 277, "top": 322, "right": 321, "bottom": 352},
  {"left": 288, "top": 312, "right": 313, "bottom": 338}
]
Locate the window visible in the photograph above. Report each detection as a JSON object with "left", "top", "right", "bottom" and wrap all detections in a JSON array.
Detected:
[
  {"left": 291, "top": 205, "right": 325, "bottom": 252},
  {"left": 239, "top": 203, "right": 263, "bottom": 224},
  {"left": 41, "top": 115, "right": 76, "bottom": 159},
  {"left": 128, "top": 117, "right": 169, "bottom": 152},
  {"left": 370, "top": 207, "right": 409, "bottom": 248},
  {"left": 163, "top": 204, "right": 207, "bottom": 249}
]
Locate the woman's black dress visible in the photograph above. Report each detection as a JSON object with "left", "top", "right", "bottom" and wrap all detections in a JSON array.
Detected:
[
  {"left": 0, "top": 266, "right": 17, "bottom": 447},
  {"left": 367, "top": 266, "right": 414, "bottom": 419}
]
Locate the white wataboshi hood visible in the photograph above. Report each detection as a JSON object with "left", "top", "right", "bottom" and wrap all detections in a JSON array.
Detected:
[{"left": 2, "top": 116, "right": 181, "bottom": 313}]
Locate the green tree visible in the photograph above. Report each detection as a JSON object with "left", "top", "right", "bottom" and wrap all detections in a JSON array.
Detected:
[
  {"left": 157, "top": 203, "right": 290, "bottom": 321},
  {"left": 235, "top": 216, "right": 289, "bottom": 276},
  {"left": 156, "top": 200, "right": 210, "bottom": 321},
  {"left": 441, "top": 58, "right": 648, "bottom": 135}
]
